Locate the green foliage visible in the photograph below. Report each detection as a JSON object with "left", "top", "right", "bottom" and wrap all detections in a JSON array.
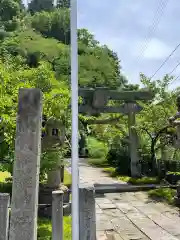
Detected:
[
  {"left": 137, "top": 74, "right": 176, "bottom": 134},
  {"left": 40, "top": 145, "right": 69, "bottom": 180},
  {"left": 31, "top": 9, "right": 70, "bottom": 43},
  {"left": 87, "top": 73, "right": 179, "bottom": 177},
  {"left": 56, "top": 0, "right": 70, "bottom": 9},
  {"left": 78, "top": 29, "right": 99, "bottom": 47},
  {"left": 107, "top": 137, "right": 131, "bottom": 175},
  {"left": 0, "top": 171, "right": 10, "bottom": 182},
  {"left": 0, "top": 171, "right": 12, "bottom": 194},
  {"left": 87, "top": 136, "right": 108, "bottom": 159},
  {"left": 64, "top": 169, "right": 71, "bottom": 185},
  {"left": 0, "top": 29, "right": 11, "bottom": 40},
  {"left": 88, "top": 158, "right": 109, "bottom": 167},
  {"left": 0, "top": 0, "right": 178, "bottom": 184},
  {"left": 103, "top": 167, "right": 118, "bottom": 177},
  {"left": 103, "top": 167, "right": 160, "bottom": 184},
  {"left": 127, "top": 176, "right": 160, "bottom": 185},
  {"left": 165, "top": 171, "right": 180, "bottom": 184},
  {"left": 38, "top": 217, "right": 71, "bottom": 239},
  {"left": 3, "top": 18, "right": 20, "bottom": 32},
  {"left": 0, "top": 29, "right": 67, "bottom": 62},
  {"left": 0, "top": 57, "right": 70, "bottom": 174},
  {"left": 0, "top": 26, "right": 125, "bottom": 88},
  {"left": 78, "top": 42, "right": 127, "bottom": 89},
  {"left": 0, "top": 0, "right": 21, "bottom": 22},
  {"left": 28, "top": 0, "right": 54, "bottom": 14},
  {"left": 104, "top": 167, "right": 161, "bottom": 185},
  {"left": 148, "top": 188, "right": 176, "bottom": 204},
  {"left": 167, "top": 171, "right": 180, "bottom": 176}
]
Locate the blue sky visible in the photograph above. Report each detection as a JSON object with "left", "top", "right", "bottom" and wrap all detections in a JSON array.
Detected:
[{"left": 78, "top": 0, "right": 180, "bottom": 89}]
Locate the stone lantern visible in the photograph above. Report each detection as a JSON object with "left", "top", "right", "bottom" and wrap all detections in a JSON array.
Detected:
[
  {"left": 41, "top": 117, "right": 66, "bottom": 188},
  {"left": 39, "top": 116, "right": 69, "bottom": 218}
]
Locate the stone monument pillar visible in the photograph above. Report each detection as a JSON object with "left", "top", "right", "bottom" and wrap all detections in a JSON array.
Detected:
[{"left": 9, "top": 89, "right": 42, "bottom": 240}]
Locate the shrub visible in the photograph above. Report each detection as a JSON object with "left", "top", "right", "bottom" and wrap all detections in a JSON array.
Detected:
[
  {"left": 148, "top": 188, "right": 176, "bottom": 204},
  {"left": 86, "top": 137, "right": 108, "bottom": 159},
  {"left": 107, "top": 146, "right": 131, "bottom": 175},
  {"left": 165, "top": 171, "right": 180, "bottom": 184},
  {"left": 88, "top": 158, "right": 108, "bottom": 167},
  {"left": 0, "top": 30, "right": 11, "bottom": 40}
]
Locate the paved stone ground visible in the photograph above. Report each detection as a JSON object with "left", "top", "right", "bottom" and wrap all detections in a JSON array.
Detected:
[{"left": 79, "top": 160, "right": 180, "bottom": 240}]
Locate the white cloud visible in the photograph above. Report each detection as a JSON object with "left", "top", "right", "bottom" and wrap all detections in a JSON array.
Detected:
[
  {"left": 142, "top": 39, "right": 172, "bottom": 60},
  {"left": 78, "top": 0, "right": 180, "bottom": 87}
]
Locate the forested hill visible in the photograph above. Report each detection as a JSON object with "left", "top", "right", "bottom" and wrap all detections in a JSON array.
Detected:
[
  {"left": 0, "top": 0, "right": 130, "bottom": 89},
  {"left": 0, "top": 0, "right": 135, "bottom": 159}
]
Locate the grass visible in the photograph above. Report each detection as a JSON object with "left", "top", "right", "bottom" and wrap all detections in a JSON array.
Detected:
[
  {"left": 126, "top": 177, "right": 160, "bottom": 185},
  {"left": 103, "top": 167, "right": 176, "bottom": 205},
  {"left": 0, "top": 171, "right": 11, "bottom": 182},
  {"left": 0, "top": 171, "right": 72, "bottom": 239},
  {"left": 0, "top": 169, "right": 71, "bottom": 185},
  {"left": 0, "top": 171, "right": 12, "bottom": 194},
  {"left": 0, "top": 169, "right": 72, "bottom": 197},
  {"left": 87, "top": 160, "right": 177, "bottom": 206},
  {"left": 88, "top": 158, "right": 109, "bottom": 167},
  {"left": 38, "top": 217, "right": 71, "bottom": 240},
  {"left": 148, "top": 188, "right": 176, "bottom": 205},
  {"left": 103, "top": 167, "right": 160, "bottom": 185},
  {"left": 64, "top": 170, "right": 71, "bottom": 186},
  {"left": 86, "top": 137, "right": 108, "bottom": 159}
]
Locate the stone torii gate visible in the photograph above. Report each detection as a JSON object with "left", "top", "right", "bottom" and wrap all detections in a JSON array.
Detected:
[{"left": 79, "top": 87, "right": 154, "bottom": 177}]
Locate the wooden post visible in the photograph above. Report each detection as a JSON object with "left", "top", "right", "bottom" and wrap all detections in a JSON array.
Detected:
[
  {"left": 52, "top": 190, "right": 64, "bottom": 240},
  {"left": 127, "top": 103, "right": 140, "bottom": 177},
  {"left": 0, "top": 193, "right": 10, "bottom": 240},
  {"left": 9, "top": 89, "right": 42, "bottom": 240},
  {"left": 79, "top": 185, "right": 96, "bottom": 240}
]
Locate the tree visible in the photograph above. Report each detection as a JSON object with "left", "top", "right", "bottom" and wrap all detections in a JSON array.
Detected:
[
  {"left": 0, "top": 4, "right": 136, "bottom": 176},
  {"left": 0, "top": 0, "right": 20, "bottom": 22},
  {"left": 0, "top": 57, "right": 70, "bottom": 174},
  {"left": 103, "top": 45, "right": 127, "bottom": 87},
  {"left": 0, "top": 27, "right": 126, "bottom": 89},
  {"left": 78, "top": 29, "right": 99, "bottom": 48},
  {"left": 56, "top": 0, "right": 70, "bottom": 8},
  {"left": 135, "top": 74, "right": 177, "bottom": 173},
  {"left": 31, "top": 9, "right": 70, "bottom": 44},
  {"left": 28, "top": 0, "right": 54, "bottom": 14},
  {"left": 122, "top": 83, "right": 139, "bottom": 91}
]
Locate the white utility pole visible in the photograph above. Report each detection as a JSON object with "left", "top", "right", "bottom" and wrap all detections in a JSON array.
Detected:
[{"left": 70, "top": 0, "right": 79, "bottom": 239}]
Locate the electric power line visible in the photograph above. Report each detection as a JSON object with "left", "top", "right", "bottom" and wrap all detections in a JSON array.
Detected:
[
  {"left": 169, "top": 75, "right": 179, "bottom": 86},
  {"left": 137, "top": 0, "right": 169, "bottom": 62},
  {"left": 150, "top": 42, "right": 180, "bottom": 79},
  {"left": 168, "top": 62, "right": 180, "bottom": 76}
]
